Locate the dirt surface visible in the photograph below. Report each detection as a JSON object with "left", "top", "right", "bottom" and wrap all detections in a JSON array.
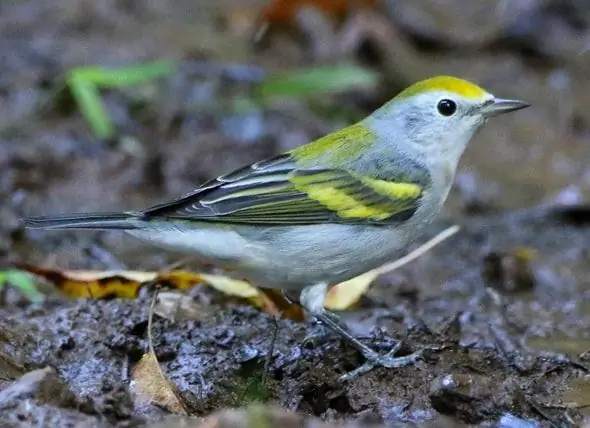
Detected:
[{"left": 2, "top": 0, "right": 590, "bottom": 427}]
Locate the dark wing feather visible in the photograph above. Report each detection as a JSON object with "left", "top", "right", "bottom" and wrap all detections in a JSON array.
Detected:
[{"left": 141, "top": 154, "right": 424, "bottom": 226}]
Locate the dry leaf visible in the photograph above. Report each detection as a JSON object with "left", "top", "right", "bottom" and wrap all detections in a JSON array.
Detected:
[
  {"left": 258, "top": 0, "right": 377, "bottom": 25},
  {"left": 16, "top": 265, "right": 203, "bottom": 299},
  {"left": 17, "top": 264, "right": 302, "bottom": 320},
  {"left": 258, "top": 288, "right": 305, "bottom": 321},
  {"left": 131, "top": 352, "right": 187, "bottom": 415},
  {"left": 253, "top": 0, "right": 378, "bottom": 45},
  {"left": 153, "top": 292, "right": 212, "bottom": 322},
  {"left": 197, "top": 274, "right": 258, "bottom": 298},
  {"left": 130, "top": 291, "right": 188, "bottom": 415}
]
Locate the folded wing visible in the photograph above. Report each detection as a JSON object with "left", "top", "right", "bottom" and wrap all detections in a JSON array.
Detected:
[{"left": 141, "top": 154, "right": 424, "bottom": 226}]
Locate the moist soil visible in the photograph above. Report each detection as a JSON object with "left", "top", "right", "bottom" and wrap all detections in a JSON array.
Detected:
[{"left": 2, "top": 1, "right": 590, "bottom": 427}]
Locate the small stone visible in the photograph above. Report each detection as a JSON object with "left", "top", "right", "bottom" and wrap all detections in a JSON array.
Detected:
[
  {"left": 429, "top": 373, "right": 499, "bottom": 423},
  {"left": 0, "top": 367, "right": 77, "bottom": 409}
]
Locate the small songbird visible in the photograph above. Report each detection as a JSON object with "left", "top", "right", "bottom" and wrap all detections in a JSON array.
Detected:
[{"left": 25, "top": 76, "right": 529, "bottom": 379}]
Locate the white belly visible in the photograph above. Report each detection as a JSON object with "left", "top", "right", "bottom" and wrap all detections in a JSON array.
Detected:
[
  {"left": 127, "top": 224, "right": 259, "bottom": 267},
  {"left": 126, "top": 219, "right": 421, "bottom": 291}
]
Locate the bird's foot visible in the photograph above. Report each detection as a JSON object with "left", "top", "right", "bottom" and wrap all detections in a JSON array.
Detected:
[
  {"left": 302, "top": 329, "right": 330, "bottom": 348},
  {"left": 302, "top": 311, "right": 346, "bottom": 347},
  {"left": 340, "top": 340, "right": 424, "bottom": 381},
  {"left": 298, "top": 283, "right": 441, "bottom": 381}
]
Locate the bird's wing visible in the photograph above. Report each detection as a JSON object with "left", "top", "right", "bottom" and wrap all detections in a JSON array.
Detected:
[{"left": 141, "top": 154, "right": 425, "bottom": 226}]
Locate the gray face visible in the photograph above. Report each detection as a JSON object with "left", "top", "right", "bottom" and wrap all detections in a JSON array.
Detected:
[
  {"left": 369, "top": 90, "right": 528, "bottom": 164},
  {"left": 394, "top": 91, "right": 491, "bottom": 154}
]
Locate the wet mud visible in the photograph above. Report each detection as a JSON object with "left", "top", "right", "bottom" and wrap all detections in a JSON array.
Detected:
[{"left": 2, "top": 0, "right": 590, "bottom": 426}]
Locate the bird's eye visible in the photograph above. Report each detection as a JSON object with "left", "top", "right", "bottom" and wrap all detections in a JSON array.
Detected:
[{"left": 437, "top": 99, "right": 457, "bottom": 116}]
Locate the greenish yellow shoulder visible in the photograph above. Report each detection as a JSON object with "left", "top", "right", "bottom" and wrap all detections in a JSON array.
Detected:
[
  {"left": 290, "top": 123, "right": 376, "bottom": 164},
  {"left": 395, "top": 76, "right": 488, "bottom": 101}
]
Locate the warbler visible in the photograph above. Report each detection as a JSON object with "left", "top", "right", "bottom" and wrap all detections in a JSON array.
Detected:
[{"left": 25, "top": 76, "right": 528, "bottom": 378}]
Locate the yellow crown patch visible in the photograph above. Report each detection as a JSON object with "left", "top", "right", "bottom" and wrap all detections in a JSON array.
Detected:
[{"left": 395, "top": 76, "right": 488, "bottom": 100}]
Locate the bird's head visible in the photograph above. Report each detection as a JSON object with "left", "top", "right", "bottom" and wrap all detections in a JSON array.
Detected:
[{"left": 368, "top": 76, "right": 529, "bottom": 160}]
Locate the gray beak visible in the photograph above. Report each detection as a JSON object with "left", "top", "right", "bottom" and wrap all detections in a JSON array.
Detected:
[{"left": 480, "top": 98, "right": 530, "bottom": 117}]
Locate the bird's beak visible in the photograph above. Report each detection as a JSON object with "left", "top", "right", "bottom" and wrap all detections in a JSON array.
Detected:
[{"left": 480, "top": 98, "right": 530, "bottom": 117}]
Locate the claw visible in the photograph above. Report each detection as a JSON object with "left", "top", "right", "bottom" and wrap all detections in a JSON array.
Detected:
[
  {"left": 340, "top": 344, "right": 424, "bottom": 381},
  {"left": 340, "top": 344, "right": 447, "bottom": 381},
  {"left": 302, "top": 330, "right": 332, "bottom": 348}
]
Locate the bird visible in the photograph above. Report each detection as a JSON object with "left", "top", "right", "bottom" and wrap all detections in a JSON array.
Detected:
[{"left": 24, "top": 75, "right": 529, "bottom": 379}]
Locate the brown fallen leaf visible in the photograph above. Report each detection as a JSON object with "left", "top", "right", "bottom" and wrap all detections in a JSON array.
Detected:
[
  {"left": 258, "top": 288, "right": 305, "bottom": 321},
  {"left": 130, "top": 290, "right": 188, "bottom": 415},
  {"left": 258, "top": 0, "right": 377, "bottom": 25},
  {"left": 154, "top": 291, "right": 212, "bottom": 322},
  {"left": 17, "top": 264, "right": 297, "bottom": 318},
  {"left": 132, "top": 353, "right": 187, "bottom": 415},
  {"left": 15, "top": 265, "right": 202, "bottom": 299},
  {"left": 252, "top": 0, "right": 378, "bottom": 45}
]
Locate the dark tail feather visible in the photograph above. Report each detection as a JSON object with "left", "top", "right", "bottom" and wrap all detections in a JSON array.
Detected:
[{"left": 23, "top": 212, "right": 141, "bottom": 230}]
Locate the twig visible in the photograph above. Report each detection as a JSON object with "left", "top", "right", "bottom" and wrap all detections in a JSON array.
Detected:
[
  {"left": 147, "top": 287, "right": 159, "bottom": 355},
  {"left": 372, "top": 225, "right": 460, "bottom": 277},
  {"left": 86, "top": 243, "right": 127, "bottom": 270},
  {"left": 261, "top": 316, "right": 279, "bottom": 386}
]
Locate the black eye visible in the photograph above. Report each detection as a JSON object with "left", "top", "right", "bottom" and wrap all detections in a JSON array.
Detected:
[{"left": 437, "top": 99, "right": 457, "bottom": 116}]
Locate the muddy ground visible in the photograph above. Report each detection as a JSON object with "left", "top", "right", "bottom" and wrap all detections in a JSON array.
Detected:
[{"left": 2, "top": 0, "right": 590, "bottom": 427}]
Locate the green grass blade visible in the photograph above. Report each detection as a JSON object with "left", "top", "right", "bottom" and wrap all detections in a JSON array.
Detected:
[
  {"left": 70, "top": 60, "right": 176, "bottom": 88},
  {"left": 256, "top": 64, "right": 379, "bottom": 99},
  {"left": 67, "top": 75, "right": 114, "bottom": 140},
  {"left": 66, "top": 61, "right": 176, "bottom": 140},
  {"left": 0, "top": 270, "right": 44, "bottom": 303}
]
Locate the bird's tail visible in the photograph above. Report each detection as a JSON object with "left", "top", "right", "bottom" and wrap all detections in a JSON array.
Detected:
[{"left": 23, "top": 212, "right": 142, "bottom": 230}]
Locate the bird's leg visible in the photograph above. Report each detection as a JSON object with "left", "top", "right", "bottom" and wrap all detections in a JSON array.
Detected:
[
  {"left": 285, "top": 288, "right": 345, "bottom": 343},
  {"left": 283, "top": 289, "right": 337, "bottom": 346},
  {"left": 299, "top": 283, "right": 424, "bottom": 381}
]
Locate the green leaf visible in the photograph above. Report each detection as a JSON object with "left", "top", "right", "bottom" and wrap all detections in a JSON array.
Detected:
[
  {"left": 69, "top": 61, "right": 176, "bottom": 88},
  {"left": 67, "top": 76, "right": 113, "bottom": 140},
  {"left": 256, "top": 65, "right": 379, "bottom": 99},
  {"left": 66, "top": 61, "right": 177, "bottom": 140},
  {"left": 0, "top": 270, "right": 44, "bottom": 303}
]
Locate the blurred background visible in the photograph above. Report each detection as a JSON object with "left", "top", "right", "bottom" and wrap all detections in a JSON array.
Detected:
[
  {"left": 2, "top": 1, "right": 590, "bottom": 426},
  {"left": 2, "top": 0, "right": 589, "bottom": 269}
]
